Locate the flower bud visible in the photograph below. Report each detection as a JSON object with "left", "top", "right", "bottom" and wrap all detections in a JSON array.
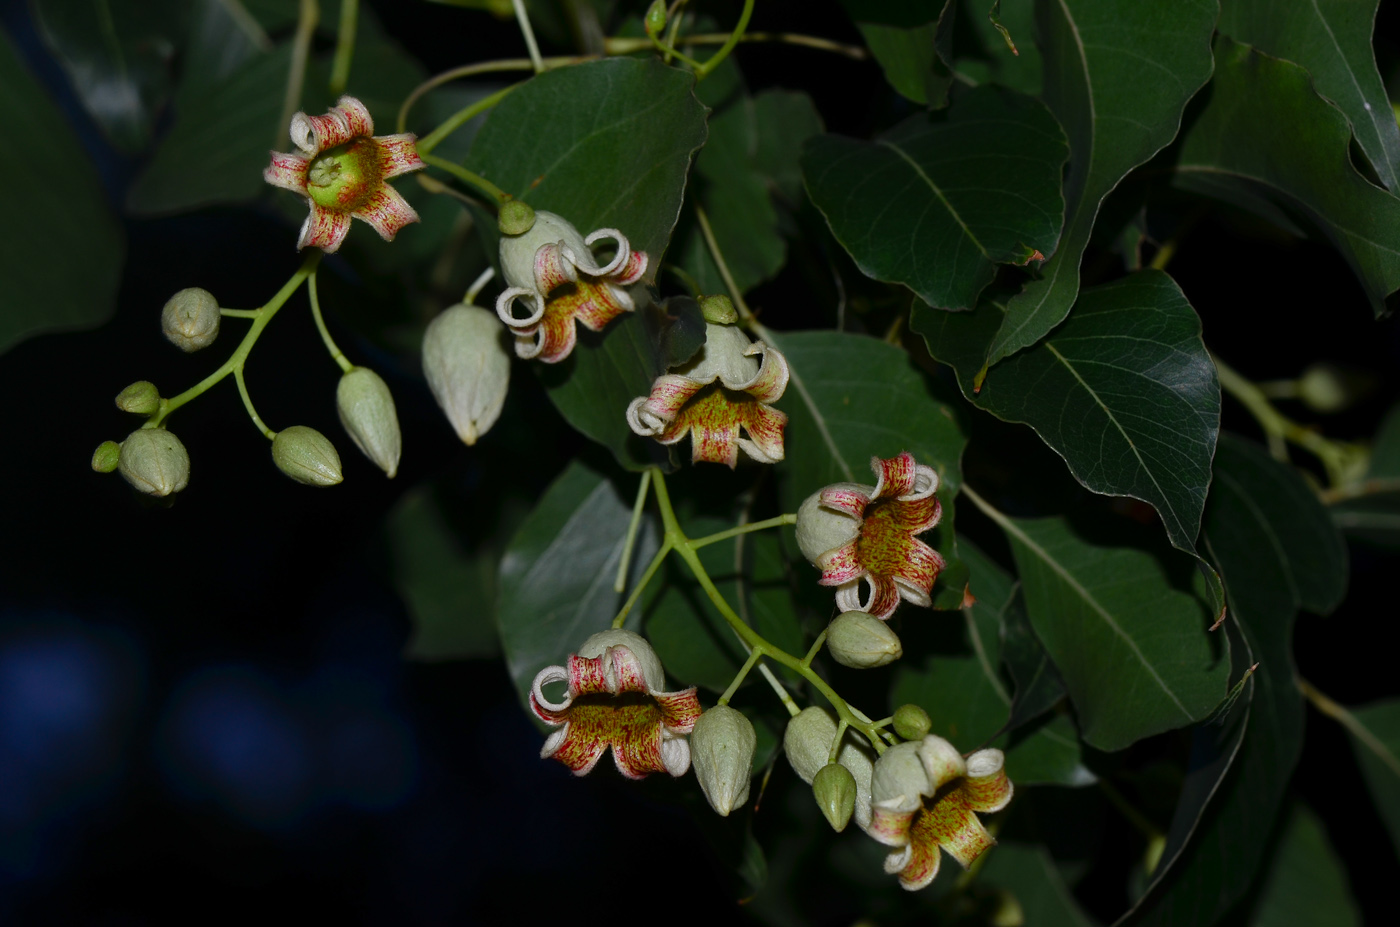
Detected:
[
  {"left": 783, "top": 706, "right": 875, "bottom": 829},
  {"left": 795, "top": 485, "right": 865, "bottom": 564},
  {"left": 497, "top": 199, "right": 536, "bottom": 236},
  {"left": 690, "top": 705, "right": 756, "bottom": 816},
  {"left": 161, "top": 287, "right": 220, "bottom": 352},
  {"left": 812, "top": 762, "right": 857, "bottom": 832},
  {"left": 422, "top": 304, "right": 511, "bottom": 445},
  {"left": 336, "top": 367, "right": 401, "bottom": 478},
  {"left": 115, "top": 381, "right": 160, "bottom": 415},
  {"left": 826, "top": 611, "right": 903, "bottom": 668},
  {"left": 271, "top": 426, "right": 343, "bottom": 486},
  {"left": 645, "top": 0, "right": 667, "bottom": 35},
  {"left": 91, "top": 440, "right": 121, "bottom": 473},
  {"left": 699, "top": 294, "right": 737, "bottom": 324},
  {"left": 892, "top": 703, "right": 931, "bottom": 741},
  {"left": 117, "top": 429, "right": 190, "bottom": 496},
  {"left": 1298, "top": 362, "right": 1371, "bottom": 414}
]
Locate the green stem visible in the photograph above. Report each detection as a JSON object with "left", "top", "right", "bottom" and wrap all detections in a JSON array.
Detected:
[
  {"left": 234, "top": 367, "right": 276, "bottom": 439},
  {"left": 422, "top": 153, "right": 510, "bottom": 204},
  {"left": 610, "top": 540, "right": 673, "bottom": 629},
  {"left": 718, "top": 649, "right": 762, "bottom": 705},
  {"left": 219, "top": 0, "right": 272, "bottom": 51},
  {"left": 694, "top": 203, "right": 755, "bottom": 324},
  {"left": 1299, "top": 678, "right": 1400, "bottom": 778},
  {"left": 512, "top": 0, "right": 545, "bottom": 73},
  {"left": 615, "top": 470, "right": 653, "bottom": 593},
  {"left": 308, "top": 271, "right": 353, "bottom": 373},
  {"left": 757, "top": 663, "right": 801, "bottom": 717},
  {"left": 417, "top": 85, "right": 518, "bottom": 158},
  {"left": 277, "top": 0, "right": 319, "bottom": 149},
  {"left": 689, "top": 513, "right": 795, "bottom": 550},
  {"left": 605, "top": 31, "right": 865, "bottom": 59},
  {"left": 328, "top": 0, "right": 358, "bottom": 95},
  {"left": 396, "top": 58, "right": 589, "bottom": 135},
  {"left": 1098, "top": 779, "right": 1163, "bottom": 842},
  {"left": 828, "top": 719, "right": 849, "bottom": 764},
  {"left": 648, "top": 30, "right": 705, "bottom": 69},
  {"left": 694, "top": 0, "right": 755, "bottom": 78},
  {"left": 801, "top": 630, "right": 827, "bottom": 668},
  {"left": 219, "top": 309, "right": 261, "bottom": 319}
]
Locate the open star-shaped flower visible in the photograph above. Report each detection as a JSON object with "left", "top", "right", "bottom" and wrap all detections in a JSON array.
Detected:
[
  {"left": 263, "top": 96, "right": 424, "bottom": 253},
  {"left": 867, "top": 735, "right": 1013, "bottom": 890},
  {"left": 796, "top": 452, "right": 945, "bottom": 619},
  {"left": 496, "top": 210, "right": 648, "bottom": 363},
  {"left": 529, "top": 630, "right": 701, "bottom": 779},
  {"left": 626, "top": 322, "right": 789, "bottom": 468}
]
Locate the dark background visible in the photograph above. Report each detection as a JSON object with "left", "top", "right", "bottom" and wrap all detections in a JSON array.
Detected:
[{"left": 2, "top": 0, "right": 1397, "bottom": 923}]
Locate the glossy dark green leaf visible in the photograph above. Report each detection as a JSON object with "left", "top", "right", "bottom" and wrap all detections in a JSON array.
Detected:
[
  {"left": 177, "top": 0, "right": 269, "bottom": 107},
  {"left": 1000, "top": 514, "right": 1227, "bottom": 752},
  {"left": 980, "top": 842, "right": 1095, "bottom": 927},
  {"left": 1127, "top": 436, "right": 1345, "bottom": 926},
  {"left": 1248, "top": 803, "right": 1361, "bottom": 927},
  {"left": 989, "top": 0, "right": 1217, "bottom": 368},
  {"left": 497, "top": 461, "right": 660, "bottom": 706},
  {"left": 1000, "top": 587, "right": 1068, "bottom": 730},
  {"left": 837, "top": 0, "right": 955, "bottom": 106},
  {"left": 954, "top": 0, "right": 1043, "bottom": 97},
  {"left": 1219, "top": 0, "right": 1400, "bottom": 192},
  {"left": 1174, "top": 37, "right": 1400, "bottom": 317},
  {"left": 802, "top": 86, "right": 1068, "bottom": 311},
  {"left": 0, "top": 26, "right": 124, "bottom": 354},
  {"left": 32, "top": 0, "right": 187, "bottom": 151},
  {"left": 1344, "top": 699, "right": 1400, "bottom": 859}
]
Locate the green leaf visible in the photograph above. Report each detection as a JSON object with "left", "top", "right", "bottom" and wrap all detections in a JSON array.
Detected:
[
  {"left": 1174, "top": 36, "right": 1400, "bottom": 317},
  {"left": 1248, "top": 803, "right": 1361, "bottom": 927},
  {"left": 840, "top": 0, "right": 957, "bottom": 107},
  {"left": 954, "top": 0, "right": 1043, "bottom": 97},
  {"left": 177, "top": 0, "right": 269, "bottom": 107},
  {"left": 989, "top": 0, "right": 1217, "bottom": 368},
  {"left": 1219, "top": 0, "right": 1400, "bottom": 192},
  {"left": 1331, "top": 401, "right": 1400, "bottom": 547},
  {"left": 980, "top": 842, "right": 1095, "bottom": 927},
  {"left": 802, "top": 86, "right": 1068, "bottom": 311},
  {"left": 1343, "top": 699, "right": 1400, "bottom": 859},
  {"left": 497, "top": 461, "right": 660, "bottom": 706},
  {"left": 1000, "top": 589, "right": 1068, "bottom": 730},
  {"left": 999, "top": 514, "right": 1227, "bottom": 752},
  {"left": 1129, "top": 436, "right": 1345, "bottom": 925},
  {"left": 0, "top": 26, "right": 124, "bottom": 355},
  {"left": 32, "top": 0, "right": 188, "bottom": 151}
]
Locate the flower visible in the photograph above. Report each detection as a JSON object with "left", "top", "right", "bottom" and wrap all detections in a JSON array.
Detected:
[
  {"left": 795, "top": 452, "right": 945, "bottom": 619},
  {"left": 626, "top": 322, "right": 789, "bottom": 468},
  {"left": 529, "top": 630, "right": 701, "bottom": 779},
  {"left": 264, "top": 96, "right": 424, "bottom": 253},
  {"left": 496, "top": 210, "right": 648, "bottom": 363},
  {"left": 867, "top": 735, "right": 1013, "bottom": 891}
]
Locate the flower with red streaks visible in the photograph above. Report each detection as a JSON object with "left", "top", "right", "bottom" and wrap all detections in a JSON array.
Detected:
[
  {"left": 866, "top": 735, "right": 1012, "bottom": 891},
  {"left": 496, "top": 211, "right": 647, "bottom": 363},
  {"left": 626, "top": 322, "right": 788, "bottom": 468},
  {"left": 795, "top": 452, "right": 945, "bottom": 619},
  {"left": 529, "top": 630, "right": 701, "bottom": 779},
  {"left": 263, "top": 96, "right": 424, "bottom": 253}
]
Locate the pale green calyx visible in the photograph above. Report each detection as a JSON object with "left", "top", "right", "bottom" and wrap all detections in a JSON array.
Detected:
[
  {"left": 698, "top": 294, "right": 737, "bottom": 325},
  {"left": 498, "top": 209, "right": 592, "bottom": 293},
  {"left": 422, "top": 304, "right": 511, "bottom": 446},
  {"left": 796, "top": 484, "right": 866, "bottom": 564},
  {"left": 115, "top": 381, "right": 161, "bottom": 415},
  {"left": 271, "top": 426, "right": 343, "bottom": 486},
  {"left": 672, "top": 322, "right": 760, "bottom": 385},
  {"left": 783, "top": 706, "right": 874, "bottom": 829},
  {"left": 812, "top": 762, "right": 857, "bottom": 832},
  {"left": 691, "top": 705, "right": 757, "bottom": 816},
  {"left": 892, "top": 703, "right": 931, "bottom": 741},
  {"left": 91, "top": 440, "right": 121, "bottom": 473},
  {"left": 827, "top": 611, "right": 903, "bottom": 668},
  {"left": 161, "top": 287, "right": 220, "bottom": 352},
  {"left": 871, "top": 736, "right": 967, "bottom": 814},
  {"left": 336, "top": 367, "right": 402, "bottom": 478},
  {"left": 497, "top": 199, "right": 536, "bottom": 236},
  {"left": 117, "top": 429, "right": 190, "bottom": 496}
]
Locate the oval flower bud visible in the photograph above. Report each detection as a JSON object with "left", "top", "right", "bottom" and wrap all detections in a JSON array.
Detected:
[
  {"left": 271, "top": 426, "right": 343, "bottom": 486},
  {"left": 161, "top": 288, "right": 220, "bottom": 352},
  {"left": 115, "top": 381, "right": 160, "bottom": 415},
  {"left": 691, "top": 705, "right": 757, "bottom": 817},
  {"left": 422, "top": 304, "right": 511, "bottom": 445},
  {"left": 336, "top": 367, "right": 402, "bottom": 478},
  {"left": 645, "top": 0, "right": 667, "bottom": 35},
  {"left": 795, "top": 484, "right": 865, "bottom": 564},
  {"left": 91, "top": 440, "right": 121, "bottom": 473},
  {"left": 782, "top": 706, "right": 875, "bottom": 829},
  {"left": 812, "top": 762, "right": 857, "bottom": 832},
  {"left": 117, "top": 429, "right": 190, "bottom": 496},
  {"left": 893, "top": 703, "right": 932, "bottom": 741},
  {"left": 827, "top": 611, "right": 903, "bottom": 669}
]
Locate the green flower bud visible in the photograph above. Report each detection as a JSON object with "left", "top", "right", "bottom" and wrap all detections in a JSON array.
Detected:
[
  {"left": 271, "top": 426, "right": 343, "bottom": 486},
  {"left": 892, "top": 703, "right": 932, "bottom": 741},
  {"left": 422, "top": 304, "right": 511, "bottom": 445},
  {"left": 115, "top": 381, "right": 161, "bottom": 415},
  {"left": 795, "top": 484, "right": 865, "bottom": 564},
  {"left": 117, "top": 429, "right": 190, "bottom": 496},
  {"left": 691, "top": 705, "right": 757, "bottom": 816},
  {"left": 161, "top": 287, "right": 220, "bottom": 352},
  {"left": 698, "top": 294, "right": 737, "bottom": 325},
  {"left": 812, "top": 762, "right": 857, "bottom": 832},
  {"left": 336, "top": 367, "right": 402, "bottom": 478},
  {"left": 91, "top": 440, "right": 121, "bottom": 473},
  {"left": 645, "top": 0, "right": 667, "bottom": 35},
  {"left": 1298, "top": 362, "right": 1371, "bottom": 414},
  {"left": 497, "top": 199, "right": 536, "bottom": 236},
  {"left": 782, "top": 706, "right": 875, "bottom": 829},
  {"left": 826, "top": 611, "right": 903, "bottom": 668}
]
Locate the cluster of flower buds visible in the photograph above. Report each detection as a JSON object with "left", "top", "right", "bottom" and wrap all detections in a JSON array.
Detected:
[{"left": 92, "top": 428, "right": 190, "bottom": 497}]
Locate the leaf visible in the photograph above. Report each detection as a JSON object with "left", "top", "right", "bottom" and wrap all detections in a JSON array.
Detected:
[
  {"left": 32, "top": 0, "right": 188, "bottom": 152},
  {"left": 1248, "top": 803, "right": 1361, "bottom": 927},
  {"left": 497, "top": 461, "right": 660, "bottom": 706},
  {"left": 1218, "top": 0, "right": 1400, "bottom": 192},
  {"left": 839, "top": 0, "right": 957, "bottom": 108},
  {"left": 1126, "top": 436, "right": 1346, "bottom": 926},
  {"left": 954, "top": 0, "right": 1043, "bottom": 97},
  {"left": 1173, "top": 36, "right": 1400, "bottom": 317},
  {"left": 177, "top": 0, "right": 269, "bottom": 107},
  {"left": 1000, "top": 589, "right": 1068, "bottom": 730},
  {"left": 0, "top": 25, "right": 125, "bottom": 355},
  {"left": 999, "top": 513, "right": 1228, "bottom": 752},
  {"left": 989, "top": 0, "right": 1217, "bottom": 368},
  {"left": 1331, "top": 401, "right": 1400, "bottom": 548},
  {"left": 980, "top": 842, "right": 1095, "bottom": 927},
  {"left": 1342, "top": 699, "right": 1400, "bottom": 859},
  {"left": 802, "top": 86, "right": 1068, "bottom": 311}
]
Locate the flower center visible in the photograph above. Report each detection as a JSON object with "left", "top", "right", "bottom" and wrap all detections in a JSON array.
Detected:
[
  {"left": 856, "top": 499, "right": 913, "bottom": 574},
  {"left": 305, "top": 138, "right": 382, "bottom": 212}
]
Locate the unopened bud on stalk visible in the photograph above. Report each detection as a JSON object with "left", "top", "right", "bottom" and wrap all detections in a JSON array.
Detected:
[
  {"left": 161, "top": 287, "right": 220, "bottom": 352},
  {"left": 271, "top": 426, "right": 343, "bottom": 486},
  {"left": 812, "top": 762, "right": 857, "bottom": 832},
  {"left": 1298, "top": 362, "right": 1371, "bottom": 414},
  {"left": 115, "top": 381, "right": 161, "bottom": 415},
  {"left": 117, "top": 429, "right": 190, "bottom": 496},
  {"left": 826, "top": 611, "right": 903, "bottom": 668},
  {"left": 645, "top": 0, "right": 667, "bottom": 35},
  {"left": 699, "top": 294, "right": 737, "bottom": 324},
  {"left": 892, "top": 703, "right": 932, "bottom": 741},
  {"left": 691, "top": 705, "right": 756, "bottom": 816},
  {"left": 783, "top": 706, "right": 874, "bottom": 829},
  {"left": 91, "top": 440, "right": 121, "bottom": 473},
  {"left": 336, "top": 367, "right": 402, "bottom": 478},
  {"left": 497, "top": 199, "right": 536, "bottom": 236},
  {"left": 423, "top": 304, "right": 511, "bottom": 445}
]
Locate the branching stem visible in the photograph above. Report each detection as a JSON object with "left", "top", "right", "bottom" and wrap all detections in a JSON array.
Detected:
[{"left": 308, "top": 271, "right": 353, "bottom": 373}]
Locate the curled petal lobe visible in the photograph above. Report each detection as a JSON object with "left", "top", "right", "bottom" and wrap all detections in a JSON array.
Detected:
[
  {"left": 817, "top": 541, "right": 864, "bottom": 586},
  {"left": 534, "top": 242, "right": 580, "bottom": 294},
  {"left": 580, "top": 228, "right": 632, "bottom": 277},
  {"left": 298, "top": 207, "right": 353, "bottom": 253},
  {"left": 292, "top": 95, "right": 374, "bottom": 155},
  {"left": 375, "top": 133, "right": 425, "bottom": 178},
  {"left": 354, "top": 184, "right": 420, "bottom": 242},
  {"left": 819, "top": 485, "right": 871, "bottom": 519},
  {"left": 264, "top": 153, "right": 309, "bottom": 193}
]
